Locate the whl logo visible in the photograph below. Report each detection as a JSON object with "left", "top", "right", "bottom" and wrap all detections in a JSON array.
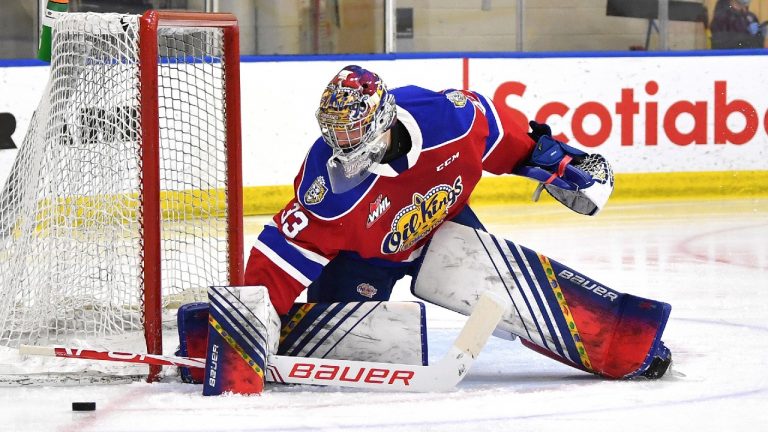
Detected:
[{"left": 367, "top": 194, "right": 390, "bottom": 228}]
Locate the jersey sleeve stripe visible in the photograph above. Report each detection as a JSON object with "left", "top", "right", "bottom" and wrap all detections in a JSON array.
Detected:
[
  {"left": 254, "top": 226, "right": 325, "bottom": 286},
  {"left": 254, "top": 238, "right": 313, "bottom": 287},
  {"left": 259, "top": 225, "right": 327, "bottom": 273},
  {"left": 265, "top": 221, "right": 332, "bottom": 266},
  {"left": 476, "top": 92, "right": 504, "bottom": 162}
]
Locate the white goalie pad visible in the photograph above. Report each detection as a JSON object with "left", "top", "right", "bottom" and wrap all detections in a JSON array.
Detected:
[
  {"left": 278, "top": 301, "right": 427, "bottom": 366},
  {"left": 411, "top": 222, "right": 673, "bottom": 379},
  {"left": 411, "top": 222, "right": 574, "bottom": 352},
  {"left": 411, "top": 222, "right": 522, "bottom": 335}
]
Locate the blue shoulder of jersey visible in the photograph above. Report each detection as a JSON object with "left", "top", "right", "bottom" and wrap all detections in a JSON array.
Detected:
[{"left": 391, "top": 85, "right": 477, "bottom": 150}]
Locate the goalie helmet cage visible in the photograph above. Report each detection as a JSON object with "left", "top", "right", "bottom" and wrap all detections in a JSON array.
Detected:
[{"left": 0, "top": 11, "right": 243, "bottom": 382}]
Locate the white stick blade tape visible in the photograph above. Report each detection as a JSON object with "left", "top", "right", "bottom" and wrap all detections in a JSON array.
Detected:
[
  {"left": 453, "top": 291, "right": 508, "bottom": 357},
  {"left": 19, "top": 345, "right": 57, "bottom": 357}
]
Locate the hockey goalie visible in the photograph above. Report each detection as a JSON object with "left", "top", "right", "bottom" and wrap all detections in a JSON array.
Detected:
[{"left": 191, "top": 65, "right": 671, "bottom": 394}]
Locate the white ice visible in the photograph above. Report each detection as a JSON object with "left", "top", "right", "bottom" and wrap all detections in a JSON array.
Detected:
[{"left": 1, "top": 198, "right": 766, "bottom": 432}]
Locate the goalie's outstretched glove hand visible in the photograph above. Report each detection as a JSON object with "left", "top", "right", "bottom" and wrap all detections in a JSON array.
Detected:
[{"left": 515, "top": 121, "right": 614, "bottom": 216}]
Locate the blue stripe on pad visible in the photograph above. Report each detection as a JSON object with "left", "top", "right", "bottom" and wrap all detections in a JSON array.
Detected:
[
  {"left": 318, "top": 302, "right": 379, "bottom": 358},
  {"left": 518, "top": 245, "right": 585, "bottom": 367},
  {"left": 505, "top": 240, "right": 565, "bottom": 358},
  {"left": 287, "top": 302, "right": 348, "bottom": 357},
  {"left": 472, "top": 229, "right": 535, "bottom": 341},
  {"left": 495, "top": 235, "right": 557, "bottom": 354},
  {"left": 208, "top": 286, "right": 268, "bottom": 364}
]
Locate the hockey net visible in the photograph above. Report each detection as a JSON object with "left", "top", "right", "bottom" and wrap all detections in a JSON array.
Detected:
[{"left": 0, "top": 11, "right": 243, "bottom": 382}]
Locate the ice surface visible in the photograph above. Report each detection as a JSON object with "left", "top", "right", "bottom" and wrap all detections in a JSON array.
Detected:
[{"left": 1, "top": 198, "right": 766, "bottom": 432}]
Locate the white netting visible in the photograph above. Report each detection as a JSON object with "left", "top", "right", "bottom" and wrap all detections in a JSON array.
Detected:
[{"left": 0, "top": 13, "right": 233, "bottom": 350}]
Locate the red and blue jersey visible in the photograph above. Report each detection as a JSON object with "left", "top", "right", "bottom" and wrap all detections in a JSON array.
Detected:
[{"left": 245, "top": 85, "right": 535, "bottom": 314}]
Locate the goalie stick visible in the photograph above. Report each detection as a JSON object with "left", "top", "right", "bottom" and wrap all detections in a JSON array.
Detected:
[
  {"left": 20, "top": 291, "right": 506, "bottom": 392},
  {"left": 19, "top": 346, "right": 206, "bottom": 369}
]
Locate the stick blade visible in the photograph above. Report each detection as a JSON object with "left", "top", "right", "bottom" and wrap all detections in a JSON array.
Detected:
[
  {"left": 452, "top": 291, "right": 508, "bottom": 358},
  {"left": 19, "top": 345, "right": 57, "bottom": 357},
  {"left": 431, "top": 291, "right": 507, "bottom": 390}
]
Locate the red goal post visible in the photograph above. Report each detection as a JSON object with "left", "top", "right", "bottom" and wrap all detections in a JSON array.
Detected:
[{"left": 139, "top": 10, "right": 244, "bottom": 381}]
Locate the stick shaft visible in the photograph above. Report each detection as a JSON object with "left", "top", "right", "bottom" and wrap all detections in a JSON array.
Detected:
[{"left": 19, "top": 345, "right": 206, "bottom": 368}]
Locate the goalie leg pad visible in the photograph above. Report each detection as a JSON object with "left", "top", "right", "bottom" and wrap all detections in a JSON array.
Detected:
[
  {"left": 279, "top": 301, "right": 427, "bottom": 365},
  {"left": 203, "top": 285, "right": 279, "bottom": 396},
  {"left": 176, "top": 302, "right": 209, "bottom": 384},
  {"left": 411, "top": 222, "right": 672, "bottom": 379}
]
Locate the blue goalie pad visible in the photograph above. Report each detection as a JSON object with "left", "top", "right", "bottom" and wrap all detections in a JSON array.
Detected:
[{"left": 176, "top": 302, "right": 209, "bottom": 384}]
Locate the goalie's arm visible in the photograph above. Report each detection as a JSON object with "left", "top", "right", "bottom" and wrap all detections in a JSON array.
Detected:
[{"left": 456, "top": 90, "right": 536, "bottom": 175}]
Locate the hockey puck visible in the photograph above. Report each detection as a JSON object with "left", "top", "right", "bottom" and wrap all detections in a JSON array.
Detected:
[{"left": 72, "top": 402, "right": 96, "bottom": 411}]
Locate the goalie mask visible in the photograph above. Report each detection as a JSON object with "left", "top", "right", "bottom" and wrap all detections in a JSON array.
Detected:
[{"left": 316, "top": 65, "right": 397, "bottom": 193}]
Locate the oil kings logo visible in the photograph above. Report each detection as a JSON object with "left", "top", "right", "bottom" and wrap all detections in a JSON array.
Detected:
[{"left": 381, "top": 177, "right": 463, "bottom": 254}]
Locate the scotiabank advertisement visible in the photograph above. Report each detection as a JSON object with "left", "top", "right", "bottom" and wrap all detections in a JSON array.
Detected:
[
  {"left": 1, "top": 54, "right": 766, "bottom": 187},
  {"left": 468, "top": 56, "right": 768, "bottom": 175},
  {"left": 241, "top": 55, "right": 768, "bottom": 186}
]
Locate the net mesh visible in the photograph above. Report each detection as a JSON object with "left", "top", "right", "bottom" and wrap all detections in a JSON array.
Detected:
[{"left": 0, "top": 13, "right": 232, "bottom": 348}]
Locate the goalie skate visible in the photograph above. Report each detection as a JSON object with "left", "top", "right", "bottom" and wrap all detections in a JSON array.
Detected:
[{"left": 640, "top": 342, "right": 672, "bottom": 379}]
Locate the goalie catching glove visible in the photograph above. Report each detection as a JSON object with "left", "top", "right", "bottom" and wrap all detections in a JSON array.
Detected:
[{"left": 515, "top": 121, "right": 614, "bottom": 216}]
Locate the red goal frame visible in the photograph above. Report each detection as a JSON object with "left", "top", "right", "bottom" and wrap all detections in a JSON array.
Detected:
[{"left": 139, "top": 10, "right": 244, "bottom": 381}]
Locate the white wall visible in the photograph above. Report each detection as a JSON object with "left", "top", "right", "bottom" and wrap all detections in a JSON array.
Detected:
[{"left": 1, "top": 54, "right": 767, "bottom": 188}]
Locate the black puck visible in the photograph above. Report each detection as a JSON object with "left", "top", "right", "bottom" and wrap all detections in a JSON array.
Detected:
[{"left": 72, "top": 402, "right": 96, "bottom": 411}]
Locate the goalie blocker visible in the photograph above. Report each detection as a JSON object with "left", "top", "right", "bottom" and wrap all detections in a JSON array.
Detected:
[{"left": 412, "top": 221, "right": 672, "bottom": 379}]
